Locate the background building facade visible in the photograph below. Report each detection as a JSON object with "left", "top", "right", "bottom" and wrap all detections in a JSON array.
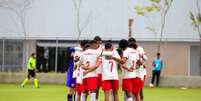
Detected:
[{"left": 0, "top": 0, "right": 200, "bottom": 76}]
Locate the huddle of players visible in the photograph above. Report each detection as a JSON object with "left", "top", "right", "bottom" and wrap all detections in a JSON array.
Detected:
[{"left": 72, "top": 36, "right": 147, "bottom": 101}]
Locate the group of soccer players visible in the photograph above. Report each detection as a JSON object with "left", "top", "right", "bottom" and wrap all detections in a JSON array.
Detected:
[{"left": 66, "top": 36, "right": 148, "bottom": 101}]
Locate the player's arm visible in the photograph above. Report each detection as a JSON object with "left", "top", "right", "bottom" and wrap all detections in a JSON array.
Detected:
[
  {"left": 142, "top": 54, "right": 148, "bottom": 61},
  {"left": 161, "top": 60, "right": 163, "bottom": 69},
  {"left": 79, "top": 54, "right": 90, "bottom": 70},
  {"left": 121, "top": 64, "right": 134, "bottom": 72},
  {"left": 84, "top": 58, "right": 102, "bottom": 75},
  {"left": 135, "top": 59, "right": 142, "bottom": 69},
  {"left": 152, "top": 60, "right": 155, "bottom": 67},
  {"left": 111, "top": 56, "right": 127, "bottom": 64},
  {"left": 81, "top": 64, "right": 90, "bottom": 70},
  {"left": 74, "top": 56, "right": 80, "bottom": 62}
]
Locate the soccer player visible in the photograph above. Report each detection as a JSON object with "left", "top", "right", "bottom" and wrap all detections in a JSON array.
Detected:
[
  {"left": 73, "top": 40, "right": 89, "bottom": 101},
  {"left": 66, "top": 47, "right": 76, "bottom": 101},
  {"left": 120, "top": 41, "right": 141, "bottom": 101},
  {"left": 100, "top": 42, "right": 121, "bottom": 101},
  {"left": 79, "top": 40, "right": 102, "bottom": 101},
  {"left": 128, "top": 37, "right": 148, "bottom": 101},
  {"left": 93, "top": 36, "right": 104, "bottom": 100},
  {"left": 66, "top": 40, "right": 87, "bottom": 101},
  {"left": 21, "top": 53, "right": 39, "bottom": 88}
]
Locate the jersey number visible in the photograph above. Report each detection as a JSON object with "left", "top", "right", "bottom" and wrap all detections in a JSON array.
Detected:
[
  {"left": 109, "top": 61, "right": 114, "bottom": 72},
  {"left": 132, "top": 60, "right": 136, "bottom": 68},
  {"left": 86, "top": 61, "right": 90, "bottom": 67}
]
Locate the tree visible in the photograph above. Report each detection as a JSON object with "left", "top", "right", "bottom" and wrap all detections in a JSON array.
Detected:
[
  {"left": 0, "top": 0, "right": 34, "bottom": 71},
  {"left": 135, "top": 0, "right": 173, "bottom": 52},
  {"left": 189, "top": 0, "right": 201, "bottom": 75},
  {"left": 0, "top": 0, "right": 34, "bottom": 38},
  {"left": 72, "top": 0, "right": 92, "bottom": 42}
]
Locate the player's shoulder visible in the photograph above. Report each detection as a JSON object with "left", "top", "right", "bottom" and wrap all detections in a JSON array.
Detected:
[
  {"left": 137, "top": 46, "right": 144, "bottom": 51},
  {"left": 74, "top": 47, "right": 83, "bottom": 51},
  {"left": 82, "top": 49, "right": 97, "bottom": 55},
  {"left": 126, "top": 47, "right": 137, "bottom": 53},
  {"left": 98, "top": 45, "right": 104, "bottom": 51}
]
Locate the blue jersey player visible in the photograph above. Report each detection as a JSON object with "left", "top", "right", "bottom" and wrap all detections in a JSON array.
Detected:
[{"left": 66, "top": 47, "right": 75, "bottom": 101}]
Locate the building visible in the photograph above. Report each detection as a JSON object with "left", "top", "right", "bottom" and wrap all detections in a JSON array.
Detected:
[{"left": 0, "top": 0, "right": 200, "bottom": 76}]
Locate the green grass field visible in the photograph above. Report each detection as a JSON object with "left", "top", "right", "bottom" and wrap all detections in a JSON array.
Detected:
[{"left": 0, "top": 84, "right": 201, "bottom": 101}]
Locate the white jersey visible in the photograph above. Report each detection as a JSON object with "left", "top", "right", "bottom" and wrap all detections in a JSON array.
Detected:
[
  {"left": 76, "top": 62, "right": 84, "bottom": 84},
  {"left": 135, "top": 65, "right": 145, "bottom": 81},
  {"left": 72, "top": 48, "right": 84, "bottom": 84},
  {"left": 79, "top": 49, "right": 101, "bottom": 78},
  {"left": 96, "top": 45, "right": 104, "bottom": 74},
  {"left": 136, "top": 46, "right": 147, "bottom": 79},
  {"left": 122, "top": 48, "right": 140, "bottom": 79},
  {"left": 101, "top": 50, "right": 120, "bottom": 81},
  {"left": 74, "top": 49, "right": 82, "bottom": 59}
]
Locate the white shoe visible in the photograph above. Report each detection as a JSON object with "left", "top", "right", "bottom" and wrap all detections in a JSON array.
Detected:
[{"left": 149, "top": 83, "right": 154, "bottom": 88}]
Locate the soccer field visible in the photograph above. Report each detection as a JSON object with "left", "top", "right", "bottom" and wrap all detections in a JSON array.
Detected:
[{"left": 0, "top": 84, "right": 201, "bottom": 101}]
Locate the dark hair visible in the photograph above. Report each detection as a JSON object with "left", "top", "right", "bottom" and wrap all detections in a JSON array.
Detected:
[
  {"left": 89, "top": 40, "right": 97, "bottom": 44},
  {"left": 84, "top": 43, "right": 90, "bottom": 50},
  {"left": 31, "top": 53, "right": 36, "bottom": 56},
  {"left": 128, "top": 37, "right": 136, "bottom": 43},
  {"left": 80, "top": 40, "right": 88, "bottom": 47},
  {"left": 116, "top": 48, "right": 123, "bottom": 57},
  {"left": 105, "top": 42, "right": 112, "bottom": 49},
  {"left": 94, "top": 36, "right": 102, "bottom": 41},
  {"left": 128, "top": 42, "right": 137, "bottom": 49},
  {"left": 118, "top": 39, "right": 128, "bottom": 50},
  {"left": 157, "top": 52, "right": 160, "bottom": 56}
]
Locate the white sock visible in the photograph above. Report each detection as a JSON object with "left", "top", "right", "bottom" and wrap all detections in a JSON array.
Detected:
[
  {"left": 124, "top": 93, "right": 128, "bottom": 101},
  {"left": 127, "top": 98, "right": 133, "bottom": 101},
  {"left": 90, "top": 93, "right": 96, "bottom": 101},
  {"left": 111, "top": 91, "right": 114, "bottom": 101},
  {"left": 81, "top": 93, "right": 85, "bottom": 101},
  {"left": 75, "top": 92, "right": 78, "bottom": 101}
]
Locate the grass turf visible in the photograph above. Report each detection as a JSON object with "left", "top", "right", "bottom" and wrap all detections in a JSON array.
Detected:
[{"left": 0, "top": 84, "right": 201, "bottom": 101}]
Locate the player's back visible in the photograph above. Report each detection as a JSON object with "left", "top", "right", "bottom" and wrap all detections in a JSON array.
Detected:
[
  {"left": 123, "top": 47, "right": 140, "bottom": 79},
  {"left": 101, "top": 50, "right": 120, "bottom": 81},
  {"left": 80, "top": 49, "right": 100, "bottom": 78}
]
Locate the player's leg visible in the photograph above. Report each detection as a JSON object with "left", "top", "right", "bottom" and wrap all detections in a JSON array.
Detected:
[
  {"left": 34, "top": 76, "right": 39, "bottom": 88},
  {"left": 67, "top": 87, "right": 75, "bottom": 101},
  {"left": 104, "top": 90, "right": 110, "bottom": 101},
  {"left": 75, "top": 83, "right": 83, "bottom": 101},
  {"left": 33, "top": 70, "right": 39, "bottom": 88},
  {"left": 133, "top": 78, "right": 143, "bottom": 101},
  {"left": 81, "top": 78, "right": 88, "bottom": 100},
  {"left": 150, "top": 71, "right": 156, "bottom": 87},
  {"left": 112, "top": 80, "right": 119, "bottom": 101},
  {"left": 66, "top": 77, "right": 75, "bottom": 101},
  {"left": 96, "top": 74, "right": 102, "bottom": 100},
  {"left": 156, "top": 71, "right": 161, "bottom": 87},
  {"left": 88, "top": 77, "right": 97, "bottom": 101},
  {"left": 122, "top": 79, "right": 133, "bottom": 101},
  {"left": 140, "top": 76, "right": 146, "bottom": 101},
  {"left": 140, "top": 88, "right": 144, "bottom": 101},
  {"left": 133, "top": 93, "right": 140, "bottom": 101},
  {"left": 21, "top": 70, "right": 31, "bottom": 87},
  {"left": 80, "top": 92, "right": 85, "bottom": 101},
  {"left": 102, "top": 80, "right": 111, "bottom": 101}
]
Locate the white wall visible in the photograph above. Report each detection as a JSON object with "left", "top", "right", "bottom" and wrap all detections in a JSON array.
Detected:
[{"left": 0, "top": 0, "right": 200, "bottom": 40}]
